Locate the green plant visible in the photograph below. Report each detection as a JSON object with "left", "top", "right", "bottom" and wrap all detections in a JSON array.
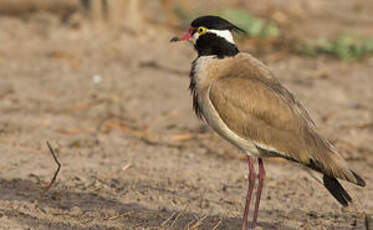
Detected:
[{"left": 300, "top": 34, "right": 373, "bottom": 61}]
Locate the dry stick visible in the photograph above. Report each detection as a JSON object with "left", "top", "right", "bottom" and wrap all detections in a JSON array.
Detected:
[
  {"left": 190, "top": 214, "right": 208, "bottom": 230},
  {"left": 36, "top": 141, "right": 62, "bottom": 203},
  {"left": 185, "top": 218, "right": 197, "bottom": 230},
  {"left": 161, "top": 211, "right": 177, "bottom": 226},
  {"left": 211, "top": 218, "right": 222, "bottom": 230},
  {"left": 171, "top": 211, "right": 183, "bottom": 227},
  {"left": 105, "top": 211, "right": 136, "bottom": 221}
]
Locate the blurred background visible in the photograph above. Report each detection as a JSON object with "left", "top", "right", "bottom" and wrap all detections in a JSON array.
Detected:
[{"left": 0, "top": 1, "right": 372, "bottom": 229}]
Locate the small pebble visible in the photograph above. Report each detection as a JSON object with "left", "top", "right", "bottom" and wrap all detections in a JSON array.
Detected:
[{"left": 92, "top": 74, "right": 102, "bottom": 84}]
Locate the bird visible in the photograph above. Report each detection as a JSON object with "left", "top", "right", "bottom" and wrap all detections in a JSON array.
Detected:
[{"left": 171, "top": 15, "right": 366, "bottom": 229}]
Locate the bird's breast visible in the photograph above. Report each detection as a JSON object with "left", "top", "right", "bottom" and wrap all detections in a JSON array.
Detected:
[{"left": 189, "top": 56, "right": 216, "bottom": 119}]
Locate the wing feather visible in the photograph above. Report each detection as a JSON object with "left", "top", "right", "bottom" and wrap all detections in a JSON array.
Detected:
[
  {"left": 209, "top": 76, "right": 311, "bottom": 162},
  {"left": 208, "top": 74, "right": 365, "bottom": 187}
]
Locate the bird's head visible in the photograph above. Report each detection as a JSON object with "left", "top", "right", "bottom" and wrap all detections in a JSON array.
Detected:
[{"left": 171, "top": 15, "right": 246, "bottom": 57}]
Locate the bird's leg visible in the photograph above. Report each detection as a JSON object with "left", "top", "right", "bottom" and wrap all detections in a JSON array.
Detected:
[
  {"left": 251, "top": 157, "right": 265, "bottom": 229},
  {"left": 241, "top": 156, "right": 256, "bottom": 230}
]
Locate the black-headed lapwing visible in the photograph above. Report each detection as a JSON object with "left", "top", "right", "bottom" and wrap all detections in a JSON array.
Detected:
[{"left": 171, "top": 15, "right": 366, "bottom": 229}]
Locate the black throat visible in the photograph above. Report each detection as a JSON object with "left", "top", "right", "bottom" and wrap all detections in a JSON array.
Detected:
[{"left": 194, "top": 33, "right": 239, "bottom": 58}]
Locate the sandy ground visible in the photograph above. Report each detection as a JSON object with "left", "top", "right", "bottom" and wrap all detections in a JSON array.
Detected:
[{"left": 0, "top": 1, "right": 372, "bottom": 230}]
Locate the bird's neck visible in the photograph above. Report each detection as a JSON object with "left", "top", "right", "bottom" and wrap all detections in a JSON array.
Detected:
[{"left": 195, "top": 33, "right": 239, "bottom": 58}]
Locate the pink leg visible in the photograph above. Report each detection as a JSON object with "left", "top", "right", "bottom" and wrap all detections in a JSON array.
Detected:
[
  {"left": 251, "top": 158, "right": 265, "bottom": 229},
  {"left": 241, "top": 156, "right": 256, "bottom": 230}
]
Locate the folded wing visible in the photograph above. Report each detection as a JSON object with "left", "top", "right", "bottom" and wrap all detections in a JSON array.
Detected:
[{"left": 208, "top": 75, "right": 365, "bottom": 204}]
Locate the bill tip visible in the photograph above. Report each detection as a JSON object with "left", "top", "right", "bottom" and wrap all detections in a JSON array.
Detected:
[{"left": 170, "top": 36, "right": 180, "bottom": 42}]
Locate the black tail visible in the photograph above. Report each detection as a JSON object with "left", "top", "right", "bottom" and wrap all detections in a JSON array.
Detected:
[
  {"left": 351, "top": 170, "right": 366, "bottom": 187},
  {"left": 323, "top": 175, "right": 352, "bottom": 206}
]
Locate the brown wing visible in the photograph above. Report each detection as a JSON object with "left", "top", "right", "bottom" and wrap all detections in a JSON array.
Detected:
[
  {"left": 209, "top": 76, "right": 309, "bottom": 160},
  {"left": 209, "top": 75, "right": 365, "bottom": 187}
]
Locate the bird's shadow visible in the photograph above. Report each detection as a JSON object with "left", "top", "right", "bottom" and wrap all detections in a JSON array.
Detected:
[{"left": 0, "top": 177, "right": 297, "bottom": 230}]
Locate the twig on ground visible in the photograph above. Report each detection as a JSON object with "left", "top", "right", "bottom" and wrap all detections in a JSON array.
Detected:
[
  {"left": 171, "top": 211, "right": 183, "bottom": 227},
  {"left": 184, "top": 218, "right": 197, "bottom": 230},
  {"left": 36, "top": 141, "right": 62, "bottom": 203},
  {"left": 161, "top": 211, "right": 177, "bottom": 226},
  {"left": 105, "top": 211, "right": 136, "bottom": 221},
  {"left": 211, "top": 218, "right": 222, "bottom": 230},
  {"left": 190, "top": 214, "right": 208, "bottom": 229},
  {"left": 122, "top": 163, "right": 133, "bottom": 171},
  {"left": 184, "top": 214, "right": 207, "bottom": 230}
]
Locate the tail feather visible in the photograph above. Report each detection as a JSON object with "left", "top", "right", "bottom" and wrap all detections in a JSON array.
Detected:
[
  {"left": 308, "top": 154, "right": 366, "bottom": 187},
  {"left": 351, "top": 170, "right": 366, "bottom": 187},
  {"left": 308, "top": 157, "right": 366, "bottom": 206},
  {"left": 323, "top": 175, "right": 352, "bottom": 207}
]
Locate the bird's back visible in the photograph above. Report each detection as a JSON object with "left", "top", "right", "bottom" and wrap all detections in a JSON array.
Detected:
[{"left": 192, "top": 53, "right": 365, "bottom": 202}]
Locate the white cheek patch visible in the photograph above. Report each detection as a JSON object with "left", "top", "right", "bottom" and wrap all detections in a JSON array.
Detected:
[
  {"left": 206, "top": 29, "right": 235, "bottom": 44},
  {"left": 191, "top": 29, "right": 235, "bottom": 45},
  {"left": 191, "top": 32, "right": 200, "bottom": 43}
]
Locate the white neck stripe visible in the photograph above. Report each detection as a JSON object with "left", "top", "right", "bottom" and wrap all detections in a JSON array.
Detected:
[{"left": 206, "top": 29, "right": 235, "bottom": 44}]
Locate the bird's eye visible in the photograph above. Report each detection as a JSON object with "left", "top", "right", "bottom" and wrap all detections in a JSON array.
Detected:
[{"left": 197, "top": 26, "right": 206, "bottom": 34}]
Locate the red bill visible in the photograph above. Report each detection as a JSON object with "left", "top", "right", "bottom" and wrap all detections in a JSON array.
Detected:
[{"left": 170, "top": 27, "right": 194, "bottom": 42}]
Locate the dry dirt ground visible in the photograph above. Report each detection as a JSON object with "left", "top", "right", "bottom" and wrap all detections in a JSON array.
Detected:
[{"left": 0, "top": 1, "right": 372, "bottom": 230}]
